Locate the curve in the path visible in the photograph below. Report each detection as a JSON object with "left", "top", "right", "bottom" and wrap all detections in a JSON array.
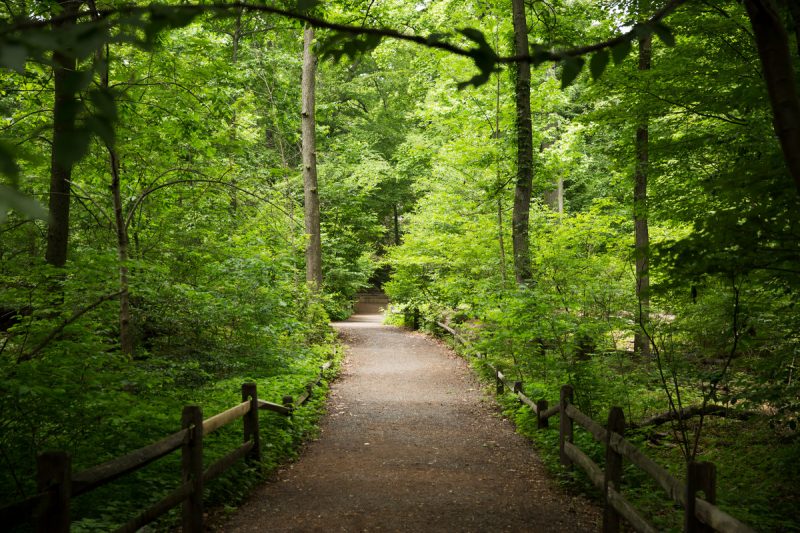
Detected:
[{"left": 223, "top": 312, "right": 600, "bottom": 532}]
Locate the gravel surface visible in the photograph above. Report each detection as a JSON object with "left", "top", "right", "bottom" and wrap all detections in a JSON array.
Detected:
[{"left": 222, "top": 313, "right": 601, "bottom": 532}]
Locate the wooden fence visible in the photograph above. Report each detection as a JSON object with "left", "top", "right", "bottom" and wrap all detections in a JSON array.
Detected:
[
  {"left": 0, "top": 361, "right": 332, "bottom": 533},
  {"left": 436, "top": 321, "right": 755, "bottom": 533}
]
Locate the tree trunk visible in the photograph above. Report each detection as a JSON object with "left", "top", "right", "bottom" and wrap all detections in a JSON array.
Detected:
[
  {"left": 511, "top": 0, "right": 533, "bottom": 284},
  {"left": 98, "top": 41, "right": 134, "bottom": 356},
  {"left": 494, "top": 64, "right": 508, "bottom": 287},
  {"left": 634, "top": 34, "right": 652, "bottom": 357},
  {"left": 45, "top": 0, "right": 81, "bottom": 267},
  {"left": 497, "top": 198, "right": 508, "bottom": 286},
  {"left": 301, "top": 27, "right": 322, "bottom": 289},
  {"left": 109, "top": 148, "right": 133, "bottom": 355},
  {"left": 541, "top": 119, "right": 562, "bottom": 213},
  {"left": 228, "top": 7, "right": 243, "bottom": 212},
  {"left": 744, "top": 0, "right": 800, "bottom": 191}
]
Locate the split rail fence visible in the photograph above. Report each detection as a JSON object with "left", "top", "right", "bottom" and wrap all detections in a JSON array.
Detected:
[
  {"left": 436, "top": 321, "right": 755, "bottom": 533},
  {"left": 0, "top": 361, "right": 332, "bottom": 533}
]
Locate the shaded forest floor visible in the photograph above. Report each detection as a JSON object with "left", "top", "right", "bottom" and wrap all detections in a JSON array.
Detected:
[{"left": 220, "top": 312, "right": 600, "bottom": 532}]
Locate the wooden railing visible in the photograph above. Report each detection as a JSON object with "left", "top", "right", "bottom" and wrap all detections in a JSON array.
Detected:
[
  {"left": 436, "top": 321, "right": 755, "bottom": 533},
  {"left": 1, "top": 361, "right": 332, "bottom": 533}
]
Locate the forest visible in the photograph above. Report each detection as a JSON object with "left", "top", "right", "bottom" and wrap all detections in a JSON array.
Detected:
[{"left": 1, "top": 0, "right": 799, "bottom": 530}]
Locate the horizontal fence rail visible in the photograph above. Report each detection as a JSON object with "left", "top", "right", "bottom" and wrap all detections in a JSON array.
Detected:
[
  {"left": 1, "top": 362, "right": 334, "bottom": 533},
  {"left": 436, "top": 321, "right": 755, "bottom": 533}
]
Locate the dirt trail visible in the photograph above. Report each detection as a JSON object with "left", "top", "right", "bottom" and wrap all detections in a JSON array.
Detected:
[{"left": 222, "top": 313, "right": 600, "bottom": 532}]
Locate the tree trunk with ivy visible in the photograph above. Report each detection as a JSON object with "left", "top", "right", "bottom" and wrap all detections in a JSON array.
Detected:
[{"left": 511, "top": 0, "right": 533, "bottom": 284}]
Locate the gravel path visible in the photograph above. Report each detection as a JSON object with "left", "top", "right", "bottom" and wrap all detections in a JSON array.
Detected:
[{"left": 222, "top": 313, "right": 600, "bottom": 532}]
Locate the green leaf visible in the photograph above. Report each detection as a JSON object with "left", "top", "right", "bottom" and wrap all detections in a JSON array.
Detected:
[
  {"left": 87, "top": 115, "right": 116, "bottom": 148},
  {"left": 611, "top": 39, "right": 632, "bottom": 65},
  {"left": 652, "top": 22, "right": 675, "bottom": 47},
  {"left": 458, "top": 27, "right": 487, "bottom": 44},
  {"left": 457, "top": 71, "right": 491, "bottom": 90},
  {"left": 143, "top": 6, "right": 199, "bottom": 48},
  {"left": 296, "top": 0, "right": 321, "bottom": 12},
  {"left": 560, "top": 57, "right": 584, "bottom": 89},
  {"left": 589, "top": 49, "right": 609, "bottom": 80},
  {"left": 54, "top": 125, "right": 92, "bottom": 167},
  {"left": 529, "top": 45, "right": 551, "bottom": 67},
  {"left": 0, "top": 184, "right": 48, "bottom": 223},
  {"left": 0, "top": 142, "right": 20, "bottom": 182},
  {"left": 89, "top": 88, "right": 118, "bottom": 122},
  {"left": 631, "top": 22, "right": 652, "bottom": 40},
  {"left": 426, "top": 33, "right": 449, "bottom": 45},
  {"left": 457, "top": 28, "right": 498, "bottom": 89},
  {"left": 0, "top": 43, "right": 26, "bottom": 73}
]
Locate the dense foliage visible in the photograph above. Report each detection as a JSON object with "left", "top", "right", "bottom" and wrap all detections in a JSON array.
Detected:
[
  {"left": 0, "top": 3, "right": 398, "bottom": 530},
  {"left": 382, "top": 0, "right": 800, "bottom": 529},
  {"left": 1, "top": 0, "right": 799, "bottom": 530}
]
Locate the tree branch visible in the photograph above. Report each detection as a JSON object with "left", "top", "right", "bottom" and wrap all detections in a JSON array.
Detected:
[
  {"left": 126, "top": 175, "right": 300, "bottom": 229},
  {"left": 0, "top": 0, "right": 687, "bottom": 65},
  {"left": 630, "top": 403, "right": 756, "bottom": 429},
  {"left": 17, "top": 291, "right": 124, "bottom": 363}
]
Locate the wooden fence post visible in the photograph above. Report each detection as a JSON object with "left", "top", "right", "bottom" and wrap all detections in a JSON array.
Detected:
[
  {"left": 242, "top": 383, "right": 261, "bottom": 462},
  {"left": 282, "top": 395, "right": 294, "bottom": 415},
  {"left": 559, "top": 385, "right": 574, "bottom": 468},
  {"left": 181, "top": 405, "right": 203, "bottom": 533},
  {"left": 536, "top": 399, "right": 549, "bottom": 429},
  {"left": 36, "top": 451, "right": 71, "bottom": 533},
  {"left": 604, "top": 407, "right": 625, "bottom": 533},
  {"left": 685, "top": 461, "right": 716, "bottom": 533}
]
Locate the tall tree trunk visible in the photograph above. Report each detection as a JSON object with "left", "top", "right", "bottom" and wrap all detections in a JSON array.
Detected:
[
  {"left": 45, "top": 0, "right": 81, "bottom": 267},
  {"left": 497, "top": 198, "right": 508, "bottom": 285},
  {"left": 109, "top": 148, "right": 133, "bottom": 355},
  {"left": 228, "top": 7, "right": 243, "bottom": 212},
  {"left": 511, "top": 0, "right": 533, "bottom": 284},
  {"left": 104, "top": 49, "right": 133, "bottom": 355},
  {"left": 301, "top": 27, "right": 322, "bottom": 289},
  {"left": 541, "top": 120, "right": 562, "bottom": 213},
  {"left": 744, "top": 0, "right": 800, "bottom": 191},
  {"left": 494, "top": 58, "right": 508, "bottom": 287},
  {"left": 634, "top": 34, "right": 652, "bottom": 357}
]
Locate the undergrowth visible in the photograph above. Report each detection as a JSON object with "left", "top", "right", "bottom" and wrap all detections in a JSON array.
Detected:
[
  {"left": 7, "top": 341, "right": 342, "bottom": 533},
  {"left": 435, "top": 331, "right": 800, "bottom": 533}
]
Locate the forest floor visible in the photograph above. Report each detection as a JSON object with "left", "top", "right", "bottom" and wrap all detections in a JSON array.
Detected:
[{"left": 220, "top": 311, "right": 601, "bottom": 532}]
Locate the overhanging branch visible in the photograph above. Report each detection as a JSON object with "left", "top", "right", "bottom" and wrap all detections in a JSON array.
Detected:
[{"left": 0, "top": 0, "right": 688, "bottom": 65}]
